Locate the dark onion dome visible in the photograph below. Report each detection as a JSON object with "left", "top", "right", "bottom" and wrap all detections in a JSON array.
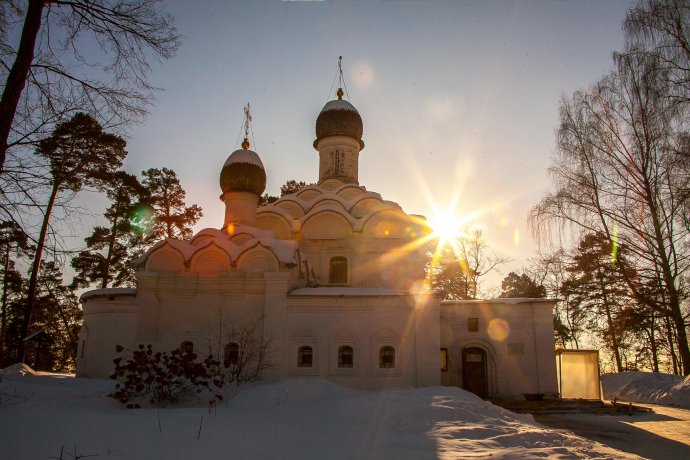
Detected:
[
  {"left": 219, "top": 140, "right": 266, "bottom": 196},
  {"left": 314, "top": 90, "right": 364, "bottom": 150}
]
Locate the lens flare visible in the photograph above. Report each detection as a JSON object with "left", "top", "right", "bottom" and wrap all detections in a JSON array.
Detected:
[
  {"left": 130, "top": 204, "right": 154, "bottom": 236},
  {"left": 611, "top": 223, "right": 619, "bottom": 265},
  {"left": 487, "top": 318, "right": 510, "bottom": 342}
]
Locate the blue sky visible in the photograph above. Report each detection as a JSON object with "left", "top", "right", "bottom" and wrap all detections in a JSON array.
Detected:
[{"left": 87, "top": 0, "right": 636, "bottom": 288}]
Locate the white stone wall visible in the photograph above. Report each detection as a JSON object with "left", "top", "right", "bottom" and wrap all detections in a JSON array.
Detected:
[
  {"left": 284, "top": 290, "right": 442, "bottom": 390},
  {"left": 440, "top": 299, "right": 558, "bottom": 399}
]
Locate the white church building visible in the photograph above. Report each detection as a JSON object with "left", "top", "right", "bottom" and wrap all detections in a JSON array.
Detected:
[{"left": 76, "top": 87, "right": 558, "bottom": 400}]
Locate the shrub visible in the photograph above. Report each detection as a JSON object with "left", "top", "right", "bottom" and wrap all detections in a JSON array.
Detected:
[{"left": 109, "top": 344, "right": 224, "bottom": 408}]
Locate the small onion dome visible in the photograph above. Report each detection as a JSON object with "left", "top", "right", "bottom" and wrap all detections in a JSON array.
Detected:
[
  {"left": 219, "top": 141, "right": 266, "bottom": 196},
  {"left": 314, "top": 94, "right": 364, "bottom": 150}
]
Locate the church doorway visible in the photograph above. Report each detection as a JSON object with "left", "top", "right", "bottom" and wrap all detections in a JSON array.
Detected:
[{"left": 461, "top": 346, "right": 488, "bottom": 398}]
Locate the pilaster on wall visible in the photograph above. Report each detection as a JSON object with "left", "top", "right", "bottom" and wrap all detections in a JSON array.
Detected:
[
  {"left": 262, "top": 272, "right": 290, "bottom": 380},
  {"left": 414, "top": 292, "right": 443, "bottom": 387},
  {"left": 532, "top": 301, "right": 559, "bottom": 396}
]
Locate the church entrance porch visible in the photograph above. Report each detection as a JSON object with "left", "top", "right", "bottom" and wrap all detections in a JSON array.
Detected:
[{"left": 462, "top": 346, "right": 488, "bottom": 399}]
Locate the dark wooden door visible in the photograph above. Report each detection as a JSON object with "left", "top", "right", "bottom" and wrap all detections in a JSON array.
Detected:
[{"left": 462, "top": 347, "right": 488, "bottom": 398}]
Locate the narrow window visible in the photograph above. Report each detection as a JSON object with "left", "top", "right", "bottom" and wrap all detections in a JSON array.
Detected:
[
  {"left": 379, "top": 346, "right": 395, "bottom": 369},
  {"left": 329, "top": 256, "right": 348, "bottom": 284},
  {"left": 224, "top": 342, "right": 239, "bottom": 367},
  {"left": 180, "top": 341, "right": 194, "bottom": 355},
  {"left": 80, "top": 340, "right": 86, "bottom": 359},
  {"left": 334, "top": 149, "right": 341, "bottom": 175},
  {"left": 338, "top": 345, "right": 354, "bottom": 368},
  {"left": 440, "top": 348, "right": 448, "bottom": 371},
  {"left": 468, "top": 318, "right": 479, "bottom": 332},
  {"left": 298, "top": 346, "right": 313, "bottom": 368}
]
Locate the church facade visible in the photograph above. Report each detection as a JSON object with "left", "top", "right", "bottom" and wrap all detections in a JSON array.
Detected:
[{"left": 76, "top": 90, "right": 558, "bottom": 399}]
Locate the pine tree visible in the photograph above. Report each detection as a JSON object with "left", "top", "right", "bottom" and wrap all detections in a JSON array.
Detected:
[
  {"left": 141, "top": 168, "right": 202, "bottom": 241},
  {"left": 0, "top": 220, "right": 30, "bottom": 367},
  {"left": 561, "top": 234, "right": 636, "bottom": 372},
  {"left": 498, "top": 272, "right": 546, "bottom": 298},
  {"left": 71, "top": 171, "right": 147, "bottom": 289},
  {"left": 29, "top": 261, "right": 82, "bottom": 371},
  {"left": 19, "top": 113, "right": 126, "bottom": 361}
]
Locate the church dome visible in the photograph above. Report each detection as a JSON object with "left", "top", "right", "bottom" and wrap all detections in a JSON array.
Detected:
[
  {"left": 314, "top": 93, "right": 364, "bottom": 149},
  {"left": 219, "top": 143, "right": 266, "bottom": 196}
]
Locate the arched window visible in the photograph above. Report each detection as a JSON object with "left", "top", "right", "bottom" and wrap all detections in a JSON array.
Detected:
[
  {"left": 298, "top": 346, "right": 313, "bottom": 368},
  {"left": 180, "top": 341, "right": 194, "bottom": 355},
  {"left": 329, "top": 256, "right": 348, "bottom": 284},
  {"left": 379, "top": 346, "right": 395, "bottom": 368},
  {"left": 338, "top": 345, "right": 354, "bottom": 368},
  {"left": 224, "top": 342, "right": 239, "bottom": 368}
]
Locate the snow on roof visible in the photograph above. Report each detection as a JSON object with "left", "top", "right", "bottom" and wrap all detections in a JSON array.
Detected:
[
  {"left": 80, "top": 288, "right": 137, "bottom": 301},
  {"left": 321, "top": 99, "right": 359, "bottom": 113},
  {"left": 441, "top": 298, "right": 556, "bottom": 306},
  {"left": 289, "top": 287, "right": 401, "bottom": 296},
  {"left": 223, "top": 148, "right": 264, "bottom": 169},
  {"left": 136, "top": 227, "right": 298, "bottom": 268}
]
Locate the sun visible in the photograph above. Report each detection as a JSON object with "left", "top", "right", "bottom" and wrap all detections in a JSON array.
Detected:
[{"left": 428, "top": 208, "right": 467, "bottom": 245}]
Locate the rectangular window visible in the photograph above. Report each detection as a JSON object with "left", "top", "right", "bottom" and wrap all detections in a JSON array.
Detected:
[
  {"left": 440, "top": 348, "right": 448, "bottom": 371},
  {"left": 466, "top": 353, "right": 483, "bottom": 362},
  {"left": 468, "top": 318, "right": 479, "bottom": 332},
  {"left": 329, "top": 257, "right": 348, "bottom": 284},
  {"left": 508, "top": 343, "right": 525, "bottom": 356}
]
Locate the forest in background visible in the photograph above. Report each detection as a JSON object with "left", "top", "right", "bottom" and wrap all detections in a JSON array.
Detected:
[{"left": 0, "top": 1, "right": 687, "bottom": 376}]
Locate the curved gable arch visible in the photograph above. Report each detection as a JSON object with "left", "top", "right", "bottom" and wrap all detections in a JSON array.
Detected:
[
  {"left": 351, "top": 196, "right": 385, "bottom": 218},
  {"left": 190, "top": 244, "right": 232, "bottom": 273},
  {"left": 237, "top": 245, "right": 279, "bottom": 273},
  {"left": 336, "top": 185, "right": 366, "bottom": 201},
  {"left": 146, "top": 244, "right": 185, "bottom": 272},
  {"left": 309, "top": 198, "right": 347, "bottom": 213},
  {"left": 255, "top": 212, "right": 292, "bottom": 240},
  {"left": 301, "top": 210, "right": 353, "bottom": 239},
  {"left": 273, "top": 199, "right": 305, "bottom": 218},
  {"left": 296, "top": 187, "right": 324, "bottom": 202},
  {"left": 362, "top": 209, "right": 410, "bottom": 238}
]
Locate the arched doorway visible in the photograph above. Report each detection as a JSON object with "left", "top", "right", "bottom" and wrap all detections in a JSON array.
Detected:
[{"left": 462, "top": 346, "right": 488, "bottom": 398}]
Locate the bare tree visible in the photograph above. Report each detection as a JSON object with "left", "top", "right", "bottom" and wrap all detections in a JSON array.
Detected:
[
  {"left": 429, "top": 229, "right": 509, "bottom": 299},
  {"left": 530, "top": 49, "right": 690, "bottom": 373},
  {"left": 0, "top": 0, "right": 180, "bottom": 173},
  {"left": 207, "top": 309, "right": 275, "bottom": 386},
  {"left": 622, "top": 0, "right": 690, "bottom": 106}
]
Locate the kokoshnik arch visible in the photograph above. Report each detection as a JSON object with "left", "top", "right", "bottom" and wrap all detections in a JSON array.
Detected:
[{"left": 77, "top": 83, "right": 558, "bottom": 399}]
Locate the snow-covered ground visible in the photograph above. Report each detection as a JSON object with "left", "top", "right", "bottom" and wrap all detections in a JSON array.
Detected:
[
  {"left": 0, "top": 365, "right": 638, "bottom": 460},
  {"left": 602, "top": 372, "right": 690, "bottom": 409}
]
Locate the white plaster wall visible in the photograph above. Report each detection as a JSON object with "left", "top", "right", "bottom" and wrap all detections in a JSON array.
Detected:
[
  {"left": 76, "top": 293, "right": 137, "bottom": 378},
  {"left": 440, "top": 300, "right": 558, "bottom": 399},
  {"left": 284, "top": 292, "right": 441, "bottom": 390}
]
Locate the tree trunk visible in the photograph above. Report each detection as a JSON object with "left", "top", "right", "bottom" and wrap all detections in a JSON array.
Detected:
[
  {"left": 649, "top": 313, "right": 659, "bottom": 373},
  {"left": 669, "top": 292, "right": 690, "bottom": 375},
  {"left": 101, "top": 188, "right": 124, "bottom": 288},
  {"left": 597, "top": 268, "right": 623, "bottom": 372},
  {"left": 17, "top": 181, "right": 59, "bottom": 361},
  {"left": 0, "top": 244, "right": 10, "bottom": 366},
  {"left": 0, "top": 0, "right": 45, "bottom": 173},
  {"left": 666, "top": 315, "right": 680, "bottom": 375}
]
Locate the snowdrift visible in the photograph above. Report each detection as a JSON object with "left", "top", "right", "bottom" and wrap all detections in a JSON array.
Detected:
[
  {"left": 601, "top": 372, "right": 690, "bottom": 409},
  {"left": 0, "top": 364, "right": 638, "bottom": 459}
]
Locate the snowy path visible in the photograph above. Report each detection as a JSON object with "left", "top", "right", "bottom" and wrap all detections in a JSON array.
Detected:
[{"left": 534, "top": 403, "right": 690, "bottom": 460}]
